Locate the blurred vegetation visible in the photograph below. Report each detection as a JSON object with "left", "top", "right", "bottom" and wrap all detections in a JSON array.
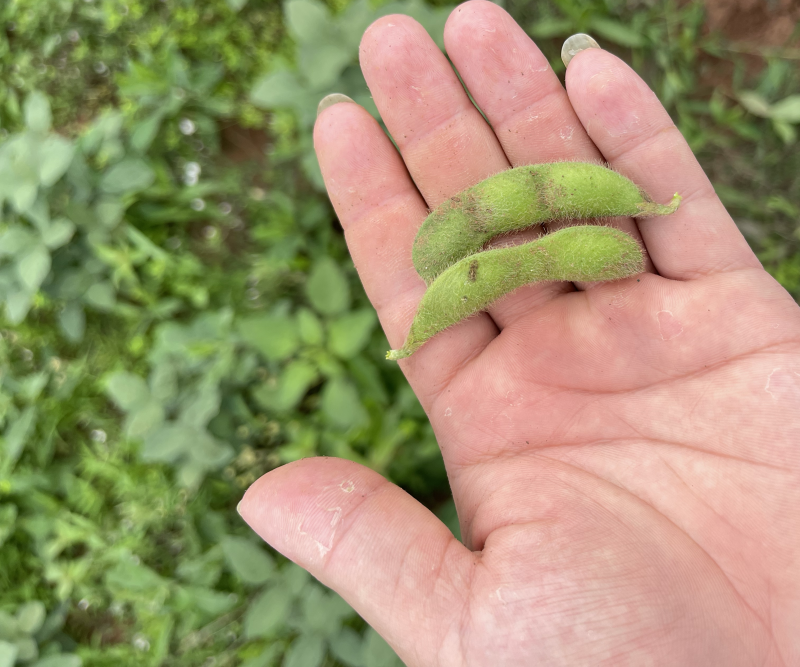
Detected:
[{"left": 0, "top": 0, "right": 797, "bottom": 665}]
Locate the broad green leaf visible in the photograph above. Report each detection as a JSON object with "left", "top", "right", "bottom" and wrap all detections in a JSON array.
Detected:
[
  {"left": 283, "top": 634, "right": 325, "bottom": 667},
  {"left": 330, "top": 627, "right": 364, "bottom": 667},
  {"left": 33, "top": 656, "right": 81, "bottom": 667},
  {"left": 297, "top": 307, "right": 324, "bottom": 346},
  {"left": 14, "top": 637, "right": 37, "bottom": 662},
  {"left": 126, "top": 400, "right": 165, "bottom": 440},
  {"left": 321, "top": 377, "right": 368, "bottom": 430},
  {"left": 95, "top": 198, "right": 125, "bottom": 228},
  {"left": 0, "top": 641, "right": 18, "bottom": 667},
  {"left": 106, "top": 372, "right": 150, "bottom": 410},
  {"left": 105, "top": 561, "right": 166, "bottom": 593},
  {"left": 38, "top": 136, "right": 75, "bottom": 187},
  {"left": 58, "top": 302, "right": 85, "bottom": 343},
  {"left": 244, "top": 586, "right": 294, "bottom": 639},
  {"left": 361, "top": 627, "right": 401, "bottom": 667},
  {"left": 250, "top": 70, "right": 309, "bottom": 110},
  {"left": 0, "top": 612, "right": 16, "bottom": 641},
  {"left": 302, "top": 587, "right": 352, "bottom": 637},
  {"left": 298, "top": 42, "right": 353, "bottom": 89},
  {"left": 140, "top": 423, "right": 195, "bottom": 462},
  {"left": 3, "top": 406, "right": 36, "bottom": 466},
  {"left": 0, "top": 226, "right": 37, "bottom": 257},
  {"left": 770, "top": 95, "right": 800, "bottom": 124},
  {"left": 220, "top": 536, "right": 275, "bottom": 585},
  {"left": 772, "top": 120, "right": 797, "bottom": 145},
  {"left": 306, "top": 257, "right": 350, "bottom": 315},
  {"left": 254, "top": 360, "right": 317, "bottom": 412},
  {"left": 4, "top": 290, "right": 34, "bottom": 325},
  {"left": 528, "top": 18, "right": 572, "bottom": 39},
  {"left": 130, "top": 111, "right": 164, "bottom": 153},
  {"left": 16, "top": 601, "right": 46, "bottom": 635},
  {"left": 183, "top": 587, "right": 238, "bottom": 616},
  {"left": 41, "top": 218, "right": 76, "bottom": 249},
  {"left": 24, "top": 92, "right": 51, "bottom": 134},
  {"left": 180, "top": 387, "right": 220, "bottom": 427},
  {"left": 238, "top": 314, "right": 300, "bottom": 362},
  {"left": 17, "top": 243, "right": 51, "bottom": 292},
  {"left": 589, "top": 17, "right": 644, "bottom": 48},
  {"left": 285, "top": 0, "right": 331, "bottom": 43},
  {"left": 738, "top": 91, "right": 772, "bottom": 118},
  {"left": 328, "top": 309, "right": 376, "bottom": 358},
  {"left": 84, "top": 282, "right": 117, "bottom": 310},
  {"left": 100, "top": 158, "right": 156, "bottom": 194}
]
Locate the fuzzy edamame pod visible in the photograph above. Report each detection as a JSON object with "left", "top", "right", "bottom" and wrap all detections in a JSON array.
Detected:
[
  {"left": 387, "top": 225, "right": 643, "bottom": 360},
  {"left": 412, "top": 162, "right": 680, "bottom": 284}
]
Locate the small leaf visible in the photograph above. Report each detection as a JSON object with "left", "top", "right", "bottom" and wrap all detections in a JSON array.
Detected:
[
  {"left": 770, "top": 95, "right": 800, "bottom": 123},
  {"left": 254, "top": 360, "right": 317, "bottom": 413},
  {"left": 238, "top": 314, "right": 299, "bottom": 361},
  {"left": 100, "top": 158, "right": 156, "bottom": 194},
  {"left": 361, "top": 627, "right": 401, "bottom": 667},
  {"left": 0, "top": 504, "right": 17, "bottom": 549},
  {"left": 328, "top": 309, "right": 376, "bottom": 358},
  {"left": 321, "top": 377, "right": 368, "bottom": 430},
  {"left": 140, "top": 423, "right": 194, "bottom": 462},
  {"left": 0, "top": 641, "right": 18, "bottom": 667},
  {"left": 330, "top": 627, "right": 365, "bottom": 667},
  {"left": 16, "top": 244, "right": 51, "bottom": 292},
  {"left": 244, "top": 586, "right": 294, "bottom": 639},
  {"left": 84, "top": 282, "right": 117, "bottom": 310},
  {"left": 283, "top": 634, "right": 325, "bottom": 667},
  {"left": 285, "top": 0, "right": 331, "bottom": 43},
  {"left": 298, "top": 307, "right": 324, "bottom": 346},
  {"left": 220, "top": 536, "right": 275, "bottom": 585},
  {"left": 588, "top": 18, "right": 644, "bottom": 48},
  {"left": 180, "top": 387, "right": 220, "bottom": 427},
  {"left": 5, "top": 291, "right": 34, "bottom": 325},
  {"left": 106, "top": 372, "right": 150, "bottom": 410},
  {"left": 737, "top": 91, "right": 772, "bottom": 118},
  {"left": 16, "top": 601, "right": 46, "bottom": 635},
  {"left": 41, "top": 218, "right": 76, "bottom": 249},
  {"left": 38, "top": 136, "right": 75, "bottom": 187},
  {"left": 130, "top": 111, "right": 164, "bottom": 153},
  {"left": 24, "top": 92, "right": 51, "bottom": 134},
  {"left": 3, "top": 407, "right": 36, "bottom": 467},
  {"left": 306, "top": 257, "right": 350, "bottom": 315},
  {"left": 58, "top": 302, "right": 85, "bottom": 343}
]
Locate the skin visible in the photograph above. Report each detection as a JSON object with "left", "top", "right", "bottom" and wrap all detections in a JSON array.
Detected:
[
  {"left": 413, "top": 162, "right": 679, "bottom": 284},
  {"left": 238, "top": 3, "right": 800, "bottom": 666}
]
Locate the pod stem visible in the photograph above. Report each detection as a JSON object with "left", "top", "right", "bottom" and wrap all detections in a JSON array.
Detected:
[
  {"left": 386, "top": 349, "right": 410, "bottom": 361},
  {"left": 635, "top": 192, "right": 681, "bottom": 217}
]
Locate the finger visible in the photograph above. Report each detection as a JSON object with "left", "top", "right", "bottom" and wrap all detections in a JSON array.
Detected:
[
  {"left": 443, "top": 1, "right": 654, "bottom": 309},
  {"left": 238, "top": 458, "right": 473, "bottom": 667},
  {"left": 315, "top": 100, "right": 497, "bottom": 404},
  {"left": 565, "top": 47, "right": 761, "bottom": 280}
]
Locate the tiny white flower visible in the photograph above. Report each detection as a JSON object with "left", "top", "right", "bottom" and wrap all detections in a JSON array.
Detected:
[
  {"left": 191, "top": 198, "right": 206, "bottom": 212},
  {"left": 179, "top": 118, "right": 196, "bottom": 136},
  {"left": 90, "top": 429, "right": 107, "bottom": 443}
]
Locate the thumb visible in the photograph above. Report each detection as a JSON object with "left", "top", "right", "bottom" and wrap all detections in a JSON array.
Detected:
[{"left": 237, "top": 457, "right": 474, "bottom": 667}]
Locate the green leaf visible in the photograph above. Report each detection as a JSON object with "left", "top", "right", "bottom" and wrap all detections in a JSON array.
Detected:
[
  {"left": 772, "top": 120, "right": 797, "bottom": 145},
  {"left": 100, "top": 158, "right": 156, "bottom": 194},
  {"left": 0, "top": 504, "right": 17, "bottom": 549},
  {"left": 84, "top": 282, "right": 117, "bottom": 310},
  {"left": 24, "top": 92, "right": 51, "bottom": 134},
  {"left": 528, "top": 18, "right": 573, "bottom": 39},
  {"left": 226, "top": 0, "right": 249, "bottom": 11},
  {"left": 302, "top": 587, "right": 352, "bottom": 637},
  {"left": 588, "top": 18, "right": 644, "bottom": 48},
  {"left": 220, "top": 536, "right": 275, "bottom": 585},
  {"left": 328, "top": 309, "right": 376, "bottom": 358},
  {"left": 243, "top": 586, "right": 294, "bottom": 639},
  {"left": 283, "top": 634, "right": 325, "bottom": 667},
  {"left": 140, "top": 423, "right": 197, "bottom": 462},
  {"left": 738, "top": 91, "right": 772, "bottom": 118},
  {"left": 3, "top": 406, "right": 36, "bottom": 467},
  {"left": 33, "top": 655, "right": 81, "bottom": 667},
  {"left": 38, "top": 136, "right": 75, "bottom": 187},
  {"left": 130, "top": 111, "right": 164, "bottom": 153},
  {"left": 321, "top": 377, "right": 368, "bottom": 430},
  {"left": 254, "top": 360, "right": 318, "bottom": 413},
  {"left": 41, "top": 217, "right": 76, "bottom": 249},
  {"left": 306, "top": 257, "right": 350, "bottom": 315},
  {"left": 180, "top": 387, "right": 220, "bottom": 427},
  {"left": 183, "top": 587, "right": 238, "bottom": 616},
  {"left": 14, "top": 637, "right": 37, "bottom": 662},
  {"left": 105, "top": 561, "right": 166, "bottom": 593},
  {"left": 285, "top": 0, "right": 331, "bottom": 43},
  {"left": 770, "top": 95, "right": 800, "bottom": 123},
  {"left": 16, "top": 601, "right": 46, "bottom": 635},
  {"left": 0, "top": 226, "right": 37, "bottom": 257},
  {"left": 17, "top": 243, "right": 51, "bottom": 292},
  {"left": 95, "top": 198, "right": 125, "bottom": 228},
  {"left": 238, "top": 314, "right": 300, "bottom": 362},
  {"left": 126, "top": 399, "right": 165, "bottom": 440},
  {"left": 58, "top": 302, "right": 86, "bottom": 343},
  {"left": 330, "top": 627, "right": 364, "bottom": 667},
  {"left": 298, "top": 307, "right": 325, "bottom": 346},
  {"left": 4, "top": 291, "right": 34, "bottom": 325},
  {"left": 361, "top": 627, "right": 400, "bottom": 667},
  {"left": 250, "top": 70, "right": 309, "bottom": 110},
  {"left": 0, "top": 641, "right": 18, "bottom": 667},
  {"left": 106, "top": 372, "right": 150, "bottom": 410}
]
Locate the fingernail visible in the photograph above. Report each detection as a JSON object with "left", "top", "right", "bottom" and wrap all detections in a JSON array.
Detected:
[
  {"left": 561, "top": 33, "right": 601, "bottom": 68},
  {"left": 317, "top": 93, "right": 355, "bottom": 118}
]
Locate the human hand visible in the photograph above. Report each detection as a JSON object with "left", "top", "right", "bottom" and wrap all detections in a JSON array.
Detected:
[{"left": 238, "top": 2, "right": 800, "bottom": 665}]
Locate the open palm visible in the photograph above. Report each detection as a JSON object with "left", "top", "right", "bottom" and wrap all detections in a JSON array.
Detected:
[{"left": 239, "top": 2, "right": 800, "bottom": 665}]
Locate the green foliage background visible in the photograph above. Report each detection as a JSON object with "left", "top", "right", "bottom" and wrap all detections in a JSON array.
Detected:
[{"left": 0, "top": 0, "right": 797, "bottom": 665}]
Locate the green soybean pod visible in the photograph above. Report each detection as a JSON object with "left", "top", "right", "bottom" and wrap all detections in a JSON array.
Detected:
[
  {"left": 388, "top": 225, "right": 643, "bottom": 360},
  {"left": 412, "top": 162, "right": 679, "bottom": 284}
]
